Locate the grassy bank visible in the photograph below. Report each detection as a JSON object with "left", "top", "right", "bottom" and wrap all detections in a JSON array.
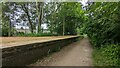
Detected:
[{"left": 93, "top": 44, "right": 120, "bottom": 66}]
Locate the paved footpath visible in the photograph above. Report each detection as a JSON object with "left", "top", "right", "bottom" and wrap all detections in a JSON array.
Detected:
[{"left": 29, "top": 38, "right": 93, "bottom": 66}]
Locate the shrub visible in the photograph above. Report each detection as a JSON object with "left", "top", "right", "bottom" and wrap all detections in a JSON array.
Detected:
[
  {"left": 17, "top": 33, "right": 56, "bottom": 37},
  {"left": 93, "top": 44, "right": 120, "bottom": 66}
]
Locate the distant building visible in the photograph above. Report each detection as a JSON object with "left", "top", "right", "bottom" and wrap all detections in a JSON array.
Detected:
[
  {"left": 36, "top": 23, "right": 50, "bottom": 33},
  {"left": 13, "top": 21, "right": 50, "bottom": 34},
  {"left": 13, "top": 22, "right": 31, "bottom": 33}
]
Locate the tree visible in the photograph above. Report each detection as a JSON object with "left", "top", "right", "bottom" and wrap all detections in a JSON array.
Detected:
[
  {"left": 36, "top": 2, "right": 44, "bottom": 33},
  {"left": 20, "top": 2, "right": 34, "bottom": 33},
  {"left": 45, "top": 2, "right": 83, "bottom": 35},
  {"left": 80, "top": 2, "right": 120, "bottom": 47},
  {"left": 2, "top": 2, "right": 14, "bottom": 36}
]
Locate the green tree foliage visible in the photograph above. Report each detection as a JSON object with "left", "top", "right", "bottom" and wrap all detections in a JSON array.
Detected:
[
  {"left": 2, "top": 2, "right": 15, "bottom": 36},
  {"left": 46, "top": 2, "right": 84, "bottom": 35},
  {"left": 17, "top": 2, "right": 37, "bottom": 33},
  {"left": 1, "top": 1, "right": 120, "bottom": 66},
  {"left": 93, "top": 44, "right": 120, "bottom": 66},
  {"left": 80, "top": 2, "right": 120, "bottom": 47},
  {"left": 2, "top": 2, "right": 85, "bottom": 36},
  {"left": 80, "top": 2, "right": 120, "bottom": 66}
]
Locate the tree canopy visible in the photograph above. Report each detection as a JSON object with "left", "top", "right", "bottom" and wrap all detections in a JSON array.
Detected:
[{"left": 1, "top": 1, "right": 120, "bottom": 66}]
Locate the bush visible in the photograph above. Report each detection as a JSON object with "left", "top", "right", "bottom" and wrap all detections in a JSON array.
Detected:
[
  {"left": 17, "top": 33, "right": 56, "bottom": 37},
  {"left": 2, "top": 26, "right": 16, "bottom": 37},
  {"left": 17, "top": 32, "right": 25, "bottom": 36},
  {"left": 2, "top": 26, "right": 9, "bottom": 36},
  {"left": 93, "top": 44, "right": 120, "bottom": 66}
]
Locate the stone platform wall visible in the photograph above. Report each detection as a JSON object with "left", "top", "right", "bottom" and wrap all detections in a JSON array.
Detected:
[{"left": 2, "top": 36, "right": 82, "bottom": 66}]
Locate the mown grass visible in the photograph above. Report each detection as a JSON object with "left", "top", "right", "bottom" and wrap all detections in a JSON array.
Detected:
[{"left": 93, "top": 44, "right": 120, "bottom": 67}]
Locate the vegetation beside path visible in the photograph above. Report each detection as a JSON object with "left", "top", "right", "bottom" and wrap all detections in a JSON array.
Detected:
[
  {"left": 80, "top": 3, "right": 120, "bottom": 66},
  {"left": 1, "top": 2, "right": 120, "bottom": 66},
  {"left": 93, "top": 44, "right": 120, "bottom": 66}
]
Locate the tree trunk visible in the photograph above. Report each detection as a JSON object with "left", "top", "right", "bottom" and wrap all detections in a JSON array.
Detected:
[
  {"left": 63, "top": 16, "right": 65, "bottom": 36},
  {"left": 8, "top": 18, "right": 11, "bottom": 36},
  {"left": 21, "top": 3, "right": 34, "bottom": 33},
  {"left": 36, "top": 2, "right": 44, "bottom": 33},
  {"left": 26, "top": 10, "right": 33, "bottom": 33}
]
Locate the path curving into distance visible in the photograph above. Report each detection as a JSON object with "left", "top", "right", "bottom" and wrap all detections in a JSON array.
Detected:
[{"left": 29, "top": 38, "right": 93, "bottom": 66}]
